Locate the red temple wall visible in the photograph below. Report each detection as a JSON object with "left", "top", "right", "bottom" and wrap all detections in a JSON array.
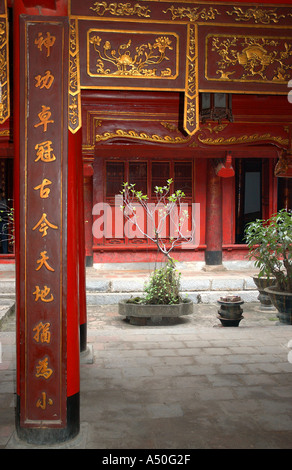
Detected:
[{"left": 81, "top": 88, "right": 287, "bottom": 264}]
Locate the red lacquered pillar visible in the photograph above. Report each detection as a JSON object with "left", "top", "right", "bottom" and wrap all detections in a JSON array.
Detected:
[
  {"left": 14, "top": 0, "right": 80, "bottom": 445},
  {"left": 83, "top": 163, "right": 94, "bottom": 267},
  {"left": 75, "top": 131, "right": 87, "bottom": 353},
  {"left": 67, "top": 126, "right": 80, "bottom": 435},
  {"left": 205, "top": 159, "right": 223, "bottom": 265}
]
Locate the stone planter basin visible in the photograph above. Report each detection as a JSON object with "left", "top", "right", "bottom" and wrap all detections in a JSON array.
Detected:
[
  {"left": 265, "top": 286, "right": 292, "bottom": 325},
  {"left": 118, "top": 298, "right": 193, "bottom": 325},
  {"left": 252, "top": 275, "right": 276, "bottom": 310}
]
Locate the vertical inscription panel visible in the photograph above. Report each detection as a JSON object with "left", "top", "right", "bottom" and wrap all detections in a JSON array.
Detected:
[{"left": 19, "top": 17, "right": 68, "bottom": 427}]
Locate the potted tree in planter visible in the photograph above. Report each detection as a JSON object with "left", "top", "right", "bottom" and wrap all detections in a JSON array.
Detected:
[
  {"left": 244, "top": 210, "right": 292, "bottom": 324},
  {"left": 245, "top": 217, "right": 276, "bottom": 311},
  {"left": 118, "top": 179, "right": 194, "bottom": 325}
]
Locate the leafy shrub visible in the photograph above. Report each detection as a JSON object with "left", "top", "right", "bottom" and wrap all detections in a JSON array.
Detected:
[
  {"left": 143, "top": 261, "right": 182, "bottom": 305},
  {"left": 244, "top": 210, "right": 292, "bottom": 293}
]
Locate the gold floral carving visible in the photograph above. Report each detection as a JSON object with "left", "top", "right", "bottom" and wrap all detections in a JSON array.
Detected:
[
  {"left": 0, "top": 3, "right": 10, "bottom": 125},
  {"left": 69, "top": 19, "right": 81, "bottom": 133},
  {"left": 187, "top": 61, "right": 196, "bottom": 97},
  {"left": 95, "top": 129, "right": 189, "bottom": 144},
  {"left": 186, "top": 100, "right": 197, "bottom": 129},
  {"left": 226, "top": 6, "right": 285, "bottom": 24},
  {"left": 160, "top": 121, "right": 179, "bottom": 133},
  {"left": 163, "top": 5, "right": 220, "bottom": 22},
  {"left": 184, "top": 23, "right": 199, "bottom": 136},
  {"left": 88, "top": 33, "right": 175, "bottom": 78},
  {"left": 196, "top": 133, "right": 289, "bottom": 147},
  {"left": 203, "top": 123, "right": 229, "bottom": 134},
  {"left": 90, "top": 2, "right": 151, "bottom": 18},
  {"left": 209, "top": 35, "right": 292, "bottom": 82}
]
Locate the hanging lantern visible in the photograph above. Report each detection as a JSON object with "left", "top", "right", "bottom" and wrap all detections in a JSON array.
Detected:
[{"left": 215, "top": 152, "right": 235, "bottom": 178}]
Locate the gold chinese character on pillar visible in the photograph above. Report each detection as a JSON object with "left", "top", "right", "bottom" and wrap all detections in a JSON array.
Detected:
[
  {"left": 35, "top": 251, "right": 55, "bottom": 272},
  {"left": 35, "top": 70, "right": 55, "bottom": 90},
  {"left": 33, "top": 285, "right": 54, "bottom": 303},
  {"left": 36, "top": 392, "right": 54, "bottom": 410},
  {"left": 34, "top": 106, "right": 54, "bottom": 132},
  {"left": 33, "top": 321, "right": 51, "bottom": 344},
  {"left": 35, "top": 141, "right": 56, "bottom": 163},
  {"left": 35, "top": 356, "right": 53, "bottom": 379},
  {"left": 32, "top": 213, "right": 58, "bottom": 237},
  {"left": 35, "top": 31, "right": 56, "bottom": 57},
  {"left": 34, "top": 178, "right": 52, "bottom": 199}
]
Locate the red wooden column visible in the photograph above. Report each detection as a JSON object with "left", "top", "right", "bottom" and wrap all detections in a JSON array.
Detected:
[
  {"left": 14, "top": 1, "right": 80, "bottom": 445},
  {"left": 75, "top": 131, "right": 87, "bottom": 353},
  {"left": 205, "top": 159, "right": 223, "bottom": 265},
  {"left": 83, "top": 163, "right": 94, "bottom": 267}
]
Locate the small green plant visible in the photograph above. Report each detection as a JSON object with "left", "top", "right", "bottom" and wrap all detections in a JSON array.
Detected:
[
  {"left": 143, "top": 261, "right": 181, "bottom": 305},
  {"left": 244, "top": 209, "right": 292, "bottom": 293}
]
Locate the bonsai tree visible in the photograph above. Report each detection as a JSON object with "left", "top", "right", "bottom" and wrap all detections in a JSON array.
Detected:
[
  {"left": 244, "top": 209, "right": 292, "bottom": 293},
  {"left": 120, "top": 178, "right": 194, "bottom": 304}
]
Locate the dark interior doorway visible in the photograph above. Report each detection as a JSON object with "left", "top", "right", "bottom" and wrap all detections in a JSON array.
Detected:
[{"left": 235, "top": 158, "right": 262, "bottom": 243}]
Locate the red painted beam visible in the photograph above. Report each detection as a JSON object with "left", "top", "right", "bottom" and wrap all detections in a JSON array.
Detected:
[{"left": 22, "top": 0, "right": 56, "bottom": 8}]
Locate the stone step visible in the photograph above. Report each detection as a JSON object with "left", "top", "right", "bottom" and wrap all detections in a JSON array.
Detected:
[
  {"left": 86, "top": 275, "right": 257, "bottom": 292},
  {"left": 86, "top": 290, "right": 258, "bottom": 305},
  {"left": 0, "top": 301, "right": 15, "bottom": 327},
  {"left": 0, "top": 280, "right": 16, "bottom": 295},
  {"left": 85, "top": 276, "right": 258, "bottom": 305}
]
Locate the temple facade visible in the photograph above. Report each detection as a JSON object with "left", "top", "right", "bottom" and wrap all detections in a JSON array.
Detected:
[
  {"left": 0, "top": 0, "right": 291, "bottom": 444},
  {"left": 1, "top": 0, "right": 292, "bottom": 269}
]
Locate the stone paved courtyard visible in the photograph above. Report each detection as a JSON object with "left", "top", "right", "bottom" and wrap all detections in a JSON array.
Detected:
[{"left": 1, "top": 302, "right": 292, "bottom": 449}]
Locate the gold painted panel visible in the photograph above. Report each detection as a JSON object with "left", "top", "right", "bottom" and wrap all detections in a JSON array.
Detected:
[
  {"left": 206, "top": 33, "right": 292, "bottom": 84},
  {"left": 87, "top": 28, "right": 179, "bottom": 80},
  {"left": 69, "top": 1, "right": 292, "bottom": 27}
]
